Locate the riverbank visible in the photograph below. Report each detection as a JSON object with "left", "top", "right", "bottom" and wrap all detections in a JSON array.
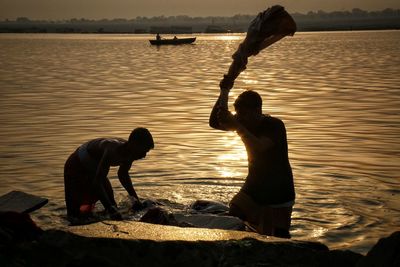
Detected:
[{"left": 1, "top": 215, "right": 399, "bottom": 267}]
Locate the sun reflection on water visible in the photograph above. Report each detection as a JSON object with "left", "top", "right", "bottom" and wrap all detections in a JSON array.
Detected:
[
  {"left": 240, "top": 73, "right": 259, "bottom": 86},
  {"left": 209, "top": 34, "right": 243, "bottom": 41},
  {"left": 216, "top": 166, "right": 241, "bottom": 178},
  {"left": 1, "top": 32, "right": 399, "bottom": 254},
  {"left": 219, "top": 135, "right": 247, "bottom": 160},
  {"left": 310, "top": 227, "right": 329, "bottom": 238},
  {"left": 216, "top": 134, "right": 247, "bottom": 178}
]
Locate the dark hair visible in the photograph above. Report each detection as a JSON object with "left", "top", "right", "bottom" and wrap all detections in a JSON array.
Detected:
[
  {"left": 234, "top": 90, "right": 262, "bottom": 111},
  {"left": 128, "top": 128, "right": 154, "bottom": 149}
]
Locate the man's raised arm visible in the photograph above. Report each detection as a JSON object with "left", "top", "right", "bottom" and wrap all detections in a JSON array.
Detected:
[{"left": 209, "top": 76, "right": 234, "bottom": 130}]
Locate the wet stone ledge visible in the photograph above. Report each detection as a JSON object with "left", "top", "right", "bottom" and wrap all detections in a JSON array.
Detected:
[{"left": 1, "top": 216, "right": 399, "bottom": 267}]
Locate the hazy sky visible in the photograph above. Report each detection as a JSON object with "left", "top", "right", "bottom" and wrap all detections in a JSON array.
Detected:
[{"left": 1, "top": 0, "right": 399, "bottom": 20}]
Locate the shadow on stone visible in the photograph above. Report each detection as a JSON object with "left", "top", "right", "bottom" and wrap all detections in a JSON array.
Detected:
[{"left": 1, "top": 227, "right": 366, "bottom": 267}]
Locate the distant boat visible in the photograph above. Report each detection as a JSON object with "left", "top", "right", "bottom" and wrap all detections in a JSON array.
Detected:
[{"left": 149, "top": 37, "right": 196, "bottom": 46}]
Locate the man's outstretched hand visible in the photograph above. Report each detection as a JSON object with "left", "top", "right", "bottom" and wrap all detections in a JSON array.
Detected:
[
  {"left": 109, "top": 206, "right": 123, "bottom": 221},
  {"left": 130, "top": 196, "right": 144, "bottom": 211}
]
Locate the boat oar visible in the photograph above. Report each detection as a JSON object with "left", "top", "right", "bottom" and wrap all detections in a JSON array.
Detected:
[{"left": 220, "top": 5, "right": 297, "bottom": 89}]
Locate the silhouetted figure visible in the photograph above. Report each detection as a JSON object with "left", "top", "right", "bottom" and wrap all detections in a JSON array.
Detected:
[
  {"left": 209, "top": 84, "right": 295, "bottom": 238},
  {"left": 64, "top": 128, "right": 154, "bottom": 222},
  {"left": 156, "top": 33, "right": 161, "bottom": 41}
]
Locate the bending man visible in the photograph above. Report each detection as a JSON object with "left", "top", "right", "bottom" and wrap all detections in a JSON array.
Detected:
[{"left": 64, "top": 127, "right": 154, "bottom": 222}]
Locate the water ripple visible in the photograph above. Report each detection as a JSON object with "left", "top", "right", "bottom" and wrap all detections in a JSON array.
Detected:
[{"left": 0, "top": 31, "right": 399, "bottom": 254}]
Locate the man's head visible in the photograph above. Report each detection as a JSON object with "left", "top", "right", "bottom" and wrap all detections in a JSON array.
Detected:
[
  {"left": 234, "top": 90, "right": 263, "bottom": 125},
  {"left": 127, "top": 127, "right": 154, "bottom": 160}
]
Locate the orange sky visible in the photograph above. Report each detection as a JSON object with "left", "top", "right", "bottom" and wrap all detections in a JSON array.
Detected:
[{"left": 1, "top": 0, "right": 399, "bottom": 20}]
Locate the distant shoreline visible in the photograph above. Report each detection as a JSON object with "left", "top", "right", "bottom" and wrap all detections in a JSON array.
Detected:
[
  {"left": 1, "top": 8, "right": 399, "bottom": 34},
  {"left": 1, "top": 24, "right": 399, "bottom": 34},
  {"left": 0, "top": 28, "right": 399, "bottom": 34}
]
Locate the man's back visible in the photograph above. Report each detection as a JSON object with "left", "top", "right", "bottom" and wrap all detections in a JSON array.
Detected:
[{"left": 241, "top": 115, "right": 295, "bottom": 205}]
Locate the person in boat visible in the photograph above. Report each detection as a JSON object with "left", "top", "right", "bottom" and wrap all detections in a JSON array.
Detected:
[
  {"left": 173, "top": 36, "right": 178, "bottom": 40},
  {"left": 64, "top": 128, "right": 154, "bottom": 222},
  {"left": 209, "top": 78, "right": 295, "bottom": 238},
  {"left": 156, "top": 33, "right": 161, "bottom": 41}
]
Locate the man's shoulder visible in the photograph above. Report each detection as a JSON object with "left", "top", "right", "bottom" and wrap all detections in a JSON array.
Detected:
[
  {"left": 262, "top": 114, "right": 284, "bottom": 125},
  {"left": 260, "top": 115, "right": 286, "bottom": 134}
]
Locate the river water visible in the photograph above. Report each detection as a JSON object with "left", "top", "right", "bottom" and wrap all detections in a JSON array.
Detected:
[{"left": 0, "top": 31, "right": 399, "bottom": 254}]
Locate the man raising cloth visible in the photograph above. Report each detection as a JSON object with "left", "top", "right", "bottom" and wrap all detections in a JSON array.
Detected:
[{"left": 209, "top": 5, "right": 296, "bottom": 238}]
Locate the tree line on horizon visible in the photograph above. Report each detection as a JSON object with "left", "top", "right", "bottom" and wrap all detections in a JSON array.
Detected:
[
  {"left": 1, "top": 8, "right": 399, "bottom": 33},
  {"left": 3, "top": 8, "right": 399, "bottom": 23}
]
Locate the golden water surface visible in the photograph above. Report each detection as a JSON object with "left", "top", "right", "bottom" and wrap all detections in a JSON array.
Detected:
[{"left": 0, "top": 31, "right": 399, "bottom": 253}]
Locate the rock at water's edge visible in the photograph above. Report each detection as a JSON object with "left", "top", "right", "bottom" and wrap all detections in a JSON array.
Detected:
[
  {"left": 0, "top": 223, "right": 364, "bottom": 267},
  {"left": 357, "top": 231, "right": 400, "bottom": 267}
]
